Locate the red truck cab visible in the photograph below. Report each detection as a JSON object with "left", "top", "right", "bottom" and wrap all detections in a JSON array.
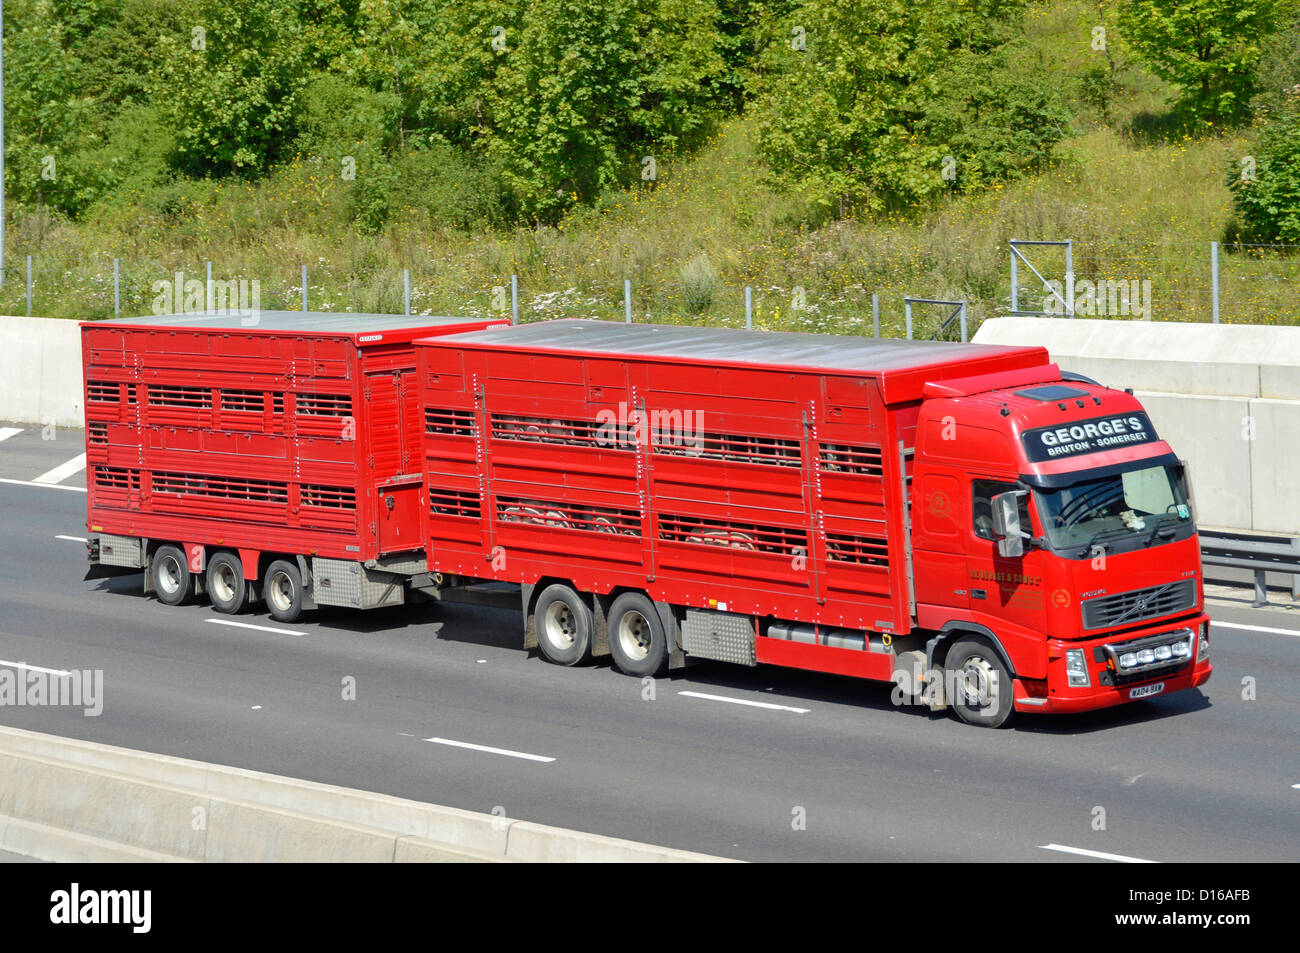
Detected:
[{"left": 911, "top": 365, "right": 1212, "bottom": 724}]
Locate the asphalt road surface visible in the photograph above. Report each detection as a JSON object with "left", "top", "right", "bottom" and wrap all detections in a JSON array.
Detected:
[{"left": 1, "top": 422, "right": 1297, "bottom": 862}]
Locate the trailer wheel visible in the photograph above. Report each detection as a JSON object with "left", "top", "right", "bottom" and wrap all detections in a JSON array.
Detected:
[
  {"left": 264, "top": 560, "right": 305, "bottom": 623},
  {"left": 946, "top": 638, "right": 1014, "bottom": 728},
  {"left": 607, "top": 592, "right": 669, "bottom": 678},
  {"left": 206, "top": 552, "right": 249, "bottom": 614},
  {"left": 534, "top": 584, "right": 593, "bottom": 666},
  {"left": 151, "top": 544, "right": 195, "bottom": 607}
]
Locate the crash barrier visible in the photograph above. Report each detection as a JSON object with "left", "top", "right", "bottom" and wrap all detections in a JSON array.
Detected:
[
  {"left": 1199, "top": 529, "right": 1300, "bottom": 608},
  {"left": 0, "top": 725, "right": 734, "bottom": 863}
]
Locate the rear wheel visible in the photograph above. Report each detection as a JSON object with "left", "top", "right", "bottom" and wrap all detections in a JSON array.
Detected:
[
  {"left": 607, "top": 592, "right": 669, "bottom": 678},
  {"left": 151, "top": 544, "right": 195, "bottom": 606},
  {"left": 534, "top": 584, "right": 593, "bottom": 666},
  {"left": 264, "top": 559, "right": 304, "bottom": 623},
  {"left": 946, "top": 637, "right": 1014, "bottom": 728},
  {"left": 206, "top": 551, "right": 249, "bottom": 614}
]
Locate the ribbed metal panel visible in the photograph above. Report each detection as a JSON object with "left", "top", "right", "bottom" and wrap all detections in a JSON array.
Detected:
[{"left": 683, "top": 609, "right": 756, "bottom": 666}]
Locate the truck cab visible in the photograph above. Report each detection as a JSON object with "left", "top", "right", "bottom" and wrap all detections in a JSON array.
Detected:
[{"left": 911, "top": 364, "right": 1212, "bottom": 725}]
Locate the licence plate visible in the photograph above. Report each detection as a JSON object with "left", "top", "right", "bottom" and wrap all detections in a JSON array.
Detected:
[{"left": 1129, "top": 682, "right": 1165, "bottom": 700}]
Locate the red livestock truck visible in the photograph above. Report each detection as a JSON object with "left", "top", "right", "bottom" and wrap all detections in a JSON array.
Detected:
[{"left": 83, "top": 313, "right": 1212, "bottom": 727}]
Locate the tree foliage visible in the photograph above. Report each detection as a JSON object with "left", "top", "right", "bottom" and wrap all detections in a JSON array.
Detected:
[{"left": 1117, "top": 0, "right": 1292, "bottom": 123}]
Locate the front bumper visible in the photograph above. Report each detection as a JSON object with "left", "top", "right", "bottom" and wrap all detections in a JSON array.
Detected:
[{"left": 1012, "top": 614, "right": 1212, "bottom": 714}]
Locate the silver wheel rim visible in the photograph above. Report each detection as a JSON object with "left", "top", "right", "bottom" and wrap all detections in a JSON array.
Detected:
[
  {"left": 957, "top": 656, "right": 998, "bottom": 709},
  {"left": 212, "top": 563, "right": 236, "bottom": 603},
  {"left": 616, "top": 610, "right": 653, "bottom": 662},
  {"left": 543, "top": 601, "right": 577, "bottom": 650},
  {"left": 158, "top": 556, "right": 182, "bottom": 595},
  {"left": 268, "top": 571, "right": 294, "bottom": 613}
]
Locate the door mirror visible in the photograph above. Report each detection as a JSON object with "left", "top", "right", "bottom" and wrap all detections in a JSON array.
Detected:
[{"left": 991, "top": 490, "right": 1028, "bottom": 558}]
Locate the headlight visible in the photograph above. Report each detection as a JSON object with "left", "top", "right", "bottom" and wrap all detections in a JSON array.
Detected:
[
  {"left": 1198, "top": 623, "right": 1210, "bottom": 661},
  {"left": 1119, "top": 652, "right": 1138, "bottom": 668},
  {"left": 1066, "top": 649, "right": 1090, "bottom": 687},
  {"left": 1155, "top": 644, "right": 1173, "bottom": 661},
  {"left": 1138, "top": 648, "right": 1155, "bottom": 664},
  {"left": 1172, "top": 641, "right": 1190, "bottom": 658}
]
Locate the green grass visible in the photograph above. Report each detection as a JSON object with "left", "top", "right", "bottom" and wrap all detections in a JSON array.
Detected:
[{"left": 3, "top": 0, "right": 1296, "bottom": 332}]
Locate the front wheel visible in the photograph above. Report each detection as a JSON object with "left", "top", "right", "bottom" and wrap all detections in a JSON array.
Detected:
[
  {"left": 264, "top": 559, "right": 305, "bottom": 624},
  {"left": 945, "top": 638, "right": 1014, "bottom": 728},
  {"left": 607, "top": 592, "right": 669, "bottom": 678}
]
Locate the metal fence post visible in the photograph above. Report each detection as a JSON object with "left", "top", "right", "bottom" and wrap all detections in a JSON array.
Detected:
[
  {"left": 205, "top": 260, "right": 212, "bottom": 313},
  {"left": 114, "top": 258, "right": 120, "bottom": 316},
  {"left": 301, "top": 265, "right": 308, "bottom": 313},
  {"left": 403, "top": 268, "right": 411, "bottom": 316},
  {"left": 1009, "top": 242, "right": 1018, "bottom": 314},
  {"left": 959, "top": 301, "right": 968, "bottom": 343},
  {"left": 905, "top": 298, "right": 913, "bottom": 339},
  {"left": 872, "top": 293, "right": 880, "bottom": 338},
  {"left": 510, "top": 274, "right": 518, "bottom": 325},
  {"left": 1211, "top": 241, "right": 1220, "bottom": 324},
  {"left": 745, "top": 286, "right": 752, "bottom": 329},
  {"left": 624, "top": 279, "right": 632, "bottom": 324},
  {"left": 26, "top": 254, "right": 32, "bottom": 315},
  {"left": 1064, "top": 240, "right": 1075, "bottom": 317}
]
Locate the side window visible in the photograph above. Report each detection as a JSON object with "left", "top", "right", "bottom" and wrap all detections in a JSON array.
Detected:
[{"left": 972, "top": 479, "right": 1031, "bottom": 540}]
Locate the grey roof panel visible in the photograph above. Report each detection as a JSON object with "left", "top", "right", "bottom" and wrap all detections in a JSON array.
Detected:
[
  {"left": 92, "top": 311, "right": 488, "bottom": 334},
  {"left": 431, "top": 319, "right": 1040, "bottom": 375}
]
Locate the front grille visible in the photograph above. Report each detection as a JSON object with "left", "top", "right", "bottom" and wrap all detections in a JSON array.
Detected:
[{"left": 1081, "top": 579, "right": 1196, "bottom": 630}]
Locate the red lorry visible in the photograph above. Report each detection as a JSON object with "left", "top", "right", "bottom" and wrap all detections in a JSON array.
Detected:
[{"left": 83, "top": 313, "right": 1212, "bottom": 727}]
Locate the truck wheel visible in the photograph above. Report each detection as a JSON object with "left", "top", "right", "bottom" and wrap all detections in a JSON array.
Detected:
[
  {"left": 151, "top": 544, "right": 195, "bottom": 606},
  {"left": 206, "top": 552, "right": 249, "bottom": 614},
  {"left": 264, "top": 560, "right": 304, "bottom": 623},
  {"left": 534, "top": 584, "right": 593, "bottom": 666},
  {"left": 946, "top": 638, "right": 1014, "bottom": 728},
  {"left": 607, "top": 592, "right": 669, "bottom": 678}
]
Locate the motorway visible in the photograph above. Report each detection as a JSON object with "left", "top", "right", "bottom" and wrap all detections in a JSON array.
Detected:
[{"left": 0, "top": 423, "right": 1297, "bottom": 862}]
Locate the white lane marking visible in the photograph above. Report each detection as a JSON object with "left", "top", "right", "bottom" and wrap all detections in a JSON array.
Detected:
[
  {"left": 0, "top": 428, "right": 22, "bottom": 443},
  {"left": 1212, "top": 621, "right": 1300, "bottom": 638},
  {"left": 33, "top": 453, "right": 87, "bottom": 485},
  {"left": 1041, "top": 844, "right": 1157, "bottom": 863},
  {"left": 678, "top": 690, "right": 810, "bottom": 714},
  {"left": 204, "top": 618, "right": 303, "bottom": 637},
  {"left": 1292, "top": 784, "right": 1300, "bottom": 790},
  {"left": 0, "top": 477, "right": 86, "bottom": 493},
  {"left": 55, "top": 534, "right": 88, "bottom": 543},
  {"left": 425, "top": 737, "right": 555, "bottom": 763},
  {"left": 0, "top": 659, "right": 73, "bottom": 677}
]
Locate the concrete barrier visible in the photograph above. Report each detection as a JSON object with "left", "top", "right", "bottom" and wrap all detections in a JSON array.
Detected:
[
  {"left": 973, "top": 317, "right": 1300, "bottom": 535},
  {"left": 0, "top": 316, "right": 83, "bottom": 427},
  {"left": 0, "top": 726, "right": 734, "bottom": 863}
]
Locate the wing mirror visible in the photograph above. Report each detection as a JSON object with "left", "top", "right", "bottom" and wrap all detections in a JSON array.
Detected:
[{"left": 991, "top": 490, "right": 1031, "bottom": 558}]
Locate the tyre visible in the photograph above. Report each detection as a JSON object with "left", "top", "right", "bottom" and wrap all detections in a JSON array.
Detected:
[
  {"left": 534, "top": 584, "right": 593, "bottom": 666},
  {"left": 264, "top": 559, "right": 305, "bottom": 623},
  {"left": 945, "top": 637, "right": 1014, "bottom": 728},
  {"left": 607, "top": 592, "right": 669, "bottom": 678},
  {"left": 206, "top": 551, "right": 249, "bottom": 614},
  {"left": 151, "top": 544, "right": 195, "bottom": 607}
]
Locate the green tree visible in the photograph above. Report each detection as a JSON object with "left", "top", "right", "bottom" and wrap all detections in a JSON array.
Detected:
[
  {"left": 1230, "top": 92, "right": 1300, "bottom": 241},
  {"left": 148, "top": 0, "right": 309, "bottom": 176},
  {"left": 753, "top": 0, "right": 1053, "bottom": 216},
  {"left": 1117, "top": 0, "right": 1292, "bottom": 124}
]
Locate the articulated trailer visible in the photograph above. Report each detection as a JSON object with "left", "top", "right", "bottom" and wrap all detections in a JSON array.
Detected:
[{"left": 84, "top": 314, "right": 1212, "bottom": 727}]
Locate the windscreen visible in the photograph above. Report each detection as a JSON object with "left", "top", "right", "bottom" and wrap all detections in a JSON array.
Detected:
[{"left": 1033, "top": 463, "right": 1192, "bottom": 552}]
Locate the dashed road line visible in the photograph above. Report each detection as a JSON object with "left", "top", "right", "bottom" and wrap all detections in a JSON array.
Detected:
[
  {"left": 0, "top": 659, "right": 73, "bottom": 678},
  {"left": 33, "top": 453, "right": 87, "bottom": 485},
  {"left": 1212, "top": 621, "right": 1300, "bottom": 638},
  {"left": 1041, "top": 843, "right": 1157, "bottom": 863},
  {"left": 0, "top": 428, "right": 22, "bottom": 443},
  {"left": 678, "top": 690, "right": 810, "bottom": 714},
  {"left": 204, "top": 618, "right": 304, "bottom": 637},
  {"left": 425, "top": 737, "right": 556, "bottom": 763},
  {"left": 55, "top": 535, "right": 88, "bottom": 543},
  {"left": 0, "top": 477, "right": 86, "bottom": 493}
]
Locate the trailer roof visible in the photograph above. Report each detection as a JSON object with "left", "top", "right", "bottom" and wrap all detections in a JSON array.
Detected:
[
  {"left": 424, "top": 319, "right": 1051, "bottom": 404},
  {"left": 89, "top": 311, "right": 489, "bottom": 335}
]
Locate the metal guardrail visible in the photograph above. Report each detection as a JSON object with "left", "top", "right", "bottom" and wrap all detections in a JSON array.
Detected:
[{"left": 1200, "top": 529, "right": 1300, "bottom": 608}]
